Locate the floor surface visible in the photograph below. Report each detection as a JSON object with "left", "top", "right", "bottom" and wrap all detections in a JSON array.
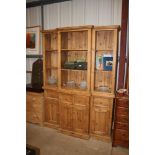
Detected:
[{"left": 26, "top": 123, "right": 129, "bottom": 155}]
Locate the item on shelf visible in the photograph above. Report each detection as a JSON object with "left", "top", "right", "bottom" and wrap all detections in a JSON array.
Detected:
[
  {"left": 96, "top": 54, "right": 103, "bottom": 70},
  {"left": 63, "top": 61, "right": 76, "bottom": 69},
  {"left": 66, "top": 80, "right": 76, "bottom": 88},
  {"left": 63, "top": 61, "right": 87, "bottom": 70},
  {"left": 96, "top": 86, "right": 110, "bottom": 92},
  {"left": 79, "top": 81, "right": 87, "bottom": 89},
  {"left": 48, "top": 76, "right": 57, "bottom": 85},
  {"left": 117, "top": 89, "right": 128, "bottom": 96},
  {"left": 103, "top": 54, "right": 113, "bottom": 71},
  {"left": 75, "top": 61, "right": 87, "bottom": 70}
]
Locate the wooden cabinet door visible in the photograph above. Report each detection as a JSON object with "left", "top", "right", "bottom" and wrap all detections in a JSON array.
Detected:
[
  {"left": 44, "top": 98, "right": 59, "bottom": 125},
  {"left": 73, "top": 96, "right": 89, "bottom": 134},
  {"left": 60, "top": 101, "right": 73, "bottom": 131},
  {"left": 91, "top": 97, "right": 113, "bottom": 137}
]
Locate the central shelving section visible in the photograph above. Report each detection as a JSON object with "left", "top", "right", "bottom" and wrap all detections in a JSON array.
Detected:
[{"left": 58, "top": 27, "right": 92, "bottom": 93}]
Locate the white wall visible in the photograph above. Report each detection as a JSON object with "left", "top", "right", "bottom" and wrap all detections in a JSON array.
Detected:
[{"left": 26, "top": 0, "right": 122, "bottom": 28}]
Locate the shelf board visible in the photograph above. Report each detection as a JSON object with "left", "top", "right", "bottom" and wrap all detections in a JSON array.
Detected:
[
  {"left": 46, "top": 50, "right": 58, "bottom": 52},
  {"left": 43, "top": 85, "right": 58, "bottom": 90},
  {"left": 95, "top": 70, "right": 112, "bottom": 72},
  {"left": 95, "top": 49, "right": 113, "bottom": 51},
  {"left": 46, "top": 66, "right": 58, "bottom": 70},
  {"left": 61, "top": 86, "right": 87, "bottom": 91},
  {"left": 61, "top": 68, "right": 87, "bottom": 71},
  {"left": 61, "top": 49, "right": 88, "bottom": 51},
  {"left": 26, "top": 54, "right": 43, "bottom": 58}
]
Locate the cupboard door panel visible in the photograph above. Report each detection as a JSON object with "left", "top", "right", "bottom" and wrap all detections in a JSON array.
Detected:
[
  {"left": 45, "top": 90, "right": 59, "bottom": 99},
  {"left": 91, "top": 97, "right": 113, "bottom": 137},
  {"left": 44, "top": 98, "right": 59, "bottom": 125},
  {"left": 73, "top": 96, "right": 89, "bottom": 134},
  {"left": 60, "top": 94, "right": 73, "bottom": 103},
  {"left": 73, "top": 104, "right": 89, "bottom": 134},
  {"left": 91, "top": 105, "right": 110, "bottom": 136},
  {"left": 60, "top": 102, "right": 73, "bottom": 131}
]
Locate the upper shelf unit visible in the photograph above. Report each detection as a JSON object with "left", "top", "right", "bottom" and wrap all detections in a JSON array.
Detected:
[
  {"left": 58, "top": 26, "right": 93, "bottom": 93},
  {"left": 42, "top": 29, "right": 58, "bottom": 89},
  {"left": 91, "top": 26, "right": 120, "bottom": 96}
]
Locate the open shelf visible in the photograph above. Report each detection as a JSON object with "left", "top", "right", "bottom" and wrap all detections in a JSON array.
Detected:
[
  {"left": 46, "top": 66, "right": 58, "bottom": 70},
  {"left": 61, "top": 69, "right": 87, "bottom": 71},
  {"left": 61, "top": 49, "right": 88, "bottom": 51},
  {"left": 61, "top": 31, "right": 88, "bottom": 50},
  {"left": 45, "top": 50, "right": 58, "bottom": 52}
]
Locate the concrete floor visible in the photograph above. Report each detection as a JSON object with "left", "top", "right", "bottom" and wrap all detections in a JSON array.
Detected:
[{"left": 26, "top": 123, "right": 129, "bottom": 155}]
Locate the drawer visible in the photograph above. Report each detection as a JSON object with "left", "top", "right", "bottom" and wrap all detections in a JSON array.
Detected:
[
  {"left": 116, "top": 99, "right": 129, "bottom": 108},
  {"left": 60, "top": 94, "right": 73, "bottom": 103},
  {"left": 93, "top": 97, "right": 113, "bottom": 107},
  {"left": 45, "top": 90, "right": 58, "bottom": 99},
  {"left": 114, "top": 129, "right": 129, "bottom": 141},
  {"left": 31, "top": 103, "right": 42, "bottom": 113},
  {"left": 115, "top": 114, "right": 129, "bottom": 123},
  {"left": 116, "top": 107, "right": 129, "bottom": 116},
  {"left": 114, "top": 122, "right": 129, "bottom": 130},
  {"left": 74, "top": 95, "right": 89, "bottom": 105}
]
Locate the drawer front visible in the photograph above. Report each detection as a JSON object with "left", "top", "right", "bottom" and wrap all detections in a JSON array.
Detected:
[
  {"left": 74, "top": 95, "right": 89, "bottom": 106},
  {"left": 114, "top": 122, "right": 129, "bottom": 131},
  {"left": 93, "top": 97, "right": 113, "bottom": 107},
  {"left": 45, "top": 90, "right": 58, "bottom": 99},
  {"left": 116, "top": 107, "right": 129, "bottom": 116},
  {"left": 115, "top": 114, "right": 129, "bottom": 123},
  {"left": 60, "top": 94, "right": 73, "bottom": 103},
  {"left": 31, "top": 102, "right": 42, "bottom": 113},
  {"left": 114, "top": 129, "right": 129, "bottom": 142},
  {"left": 116, "top": 99, "right": 129, "bottom": 108}
]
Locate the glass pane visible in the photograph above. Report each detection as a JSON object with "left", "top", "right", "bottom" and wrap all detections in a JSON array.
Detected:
[
  {"left": 45, "top": 51, "right": 58, "bottom": 87},
  {"left": 94, "top": 30, "right": 114, "bottom": 93}
]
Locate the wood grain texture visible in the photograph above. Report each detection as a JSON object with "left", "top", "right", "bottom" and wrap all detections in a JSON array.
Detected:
[
  {"left": 90, "top": 96, "right": 113, "bottom": 141},
  {"left": 112, "top": 95, "right": 129, "bottom": 148},
  {"left": 26, "top": 92, "right": 44, "bottom": 125}
]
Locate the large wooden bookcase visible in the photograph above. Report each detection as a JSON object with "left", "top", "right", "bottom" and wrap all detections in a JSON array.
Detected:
[{"left": 42, "top": 25, "right": 120, "bottom": 141}]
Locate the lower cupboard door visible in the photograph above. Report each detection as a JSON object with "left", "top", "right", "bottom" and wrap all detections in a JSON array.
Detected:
[
  {"left": 60, "top": 102, "right": 73, "bottom": 131},
  {"left": 91, "top": 106, "right": 110, "bottom": 136},
  {"left": 73, "top": 104, "right": 89, "bottom": 134},
  {"left": 44, "top": 98, "right": 59, "bottom": 125}
]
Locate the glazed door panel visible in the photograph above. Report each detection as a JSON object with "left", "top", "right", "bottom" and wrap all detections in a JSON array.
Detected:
[{"left": 44, "top": 98, "right": 59, "bottom": 125}]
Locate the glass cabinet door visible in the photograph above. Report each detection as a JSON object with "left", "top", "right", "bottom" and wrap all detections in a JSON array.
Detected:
[
  {"left": 44, "top": 32, "right": 58, "bottom": 88},
  {"left": 94, "top": 30, "right": 114, "bottom": 93}
]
